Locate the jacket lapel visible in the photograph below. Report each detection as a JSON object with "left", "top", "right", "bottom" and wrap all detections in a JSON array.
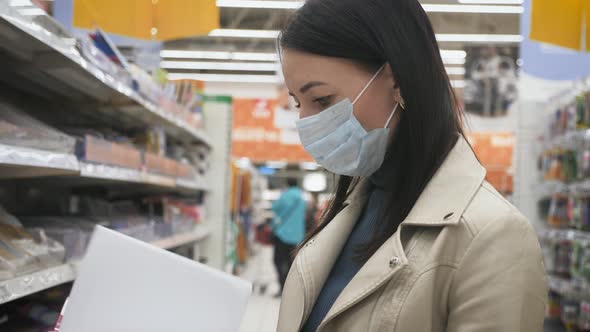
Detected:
[
  {"left": 296, "top": 179, "right": 372, "bottom": 325},
  {"left": 317, "top": 137, "right": 486, "bottom": 329}
]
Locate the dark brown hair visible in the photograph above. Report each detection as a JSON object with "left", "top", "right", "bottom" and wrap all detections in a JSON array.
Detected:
[{"left": 280, "top": 0, "right": 465, "bottom": 260}]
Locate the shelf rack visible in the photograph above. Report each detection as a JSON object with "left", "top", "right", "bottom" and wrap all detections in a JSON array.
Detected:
[
  {"left": 0, "top": 225, "right": 210, "bottom": 305},
  {"left": 0, "top": 8, "right": 210, "bottom": 147},
  {"left": 0, "top": 144, "right": 208, "bottom": 193},
  {"left": 0, "top": 4, "right": 232, "bottom": 312}
]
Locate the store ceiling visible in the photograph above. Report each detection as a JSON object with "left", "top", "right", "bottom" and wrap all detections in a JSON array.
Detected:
[{"left": 162, "top": 0, "right": 522, "bottom": 84}]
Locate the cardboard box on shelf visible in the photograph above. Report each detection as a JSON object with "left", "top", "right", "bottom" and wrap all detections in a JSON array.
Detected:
[
  {"left": 77, "top": 135, "right": 142, "bottom": 170},
  {"left": 144, "top": 153, "right": 177, "bottom": 176}
]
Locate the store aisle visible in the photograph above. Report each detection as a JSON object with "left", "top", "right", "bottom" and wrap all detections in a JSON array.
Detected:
[{"left": 239, "top": 244, "right": 282, "bottom": 332}]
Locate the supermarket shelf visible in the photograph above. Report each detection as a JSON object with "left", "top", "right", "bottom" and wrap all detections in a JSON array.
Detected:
[
  {"left": 0, "top": 144, "right": 79, "bottom": 179},
  {"left": 538, "top": 179, "right": 590, "bottom": 197},
  {"left": 151, "top": 226, "right": 211, "bottom": 250},
  {"left": 0, "top": 226, "right": 210, "bottom": 305},
  {"left": 0, "top": 11, "right": 210, "bottom": 146},
  {"left": 0, "top": 144, "right": 208, "bottom": 192},
  {"left": 0, "top": 262, "right": 78, "bottom": 305},
  {"left": 79, "top": 162, "right": 208, "bottom": 192},
  {"left": 547, "top": 275, "right": 590, "bottom": 301}
]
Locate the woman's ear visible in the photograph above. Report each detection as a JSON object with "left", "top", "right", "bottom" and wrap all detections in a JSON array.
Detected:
[{"left": 384, "top": 63, "right": 404, "bottom": 106}]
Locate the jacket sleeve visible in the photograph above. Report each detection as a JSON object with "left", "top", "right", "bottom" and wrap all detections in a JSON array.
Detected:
[{"left": 446, "top": 212, "right": 548, "bottom": 332}]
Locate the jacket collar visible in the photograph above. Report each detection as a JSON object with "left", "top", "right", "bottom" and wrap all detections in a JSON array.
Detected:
[{"left": 296, "top": 137, "right": 486, "bottom": 330}]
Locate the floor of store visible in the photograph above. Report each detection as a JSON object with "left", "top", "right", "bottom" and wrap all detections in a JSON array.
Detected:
[{"left": 239, "top": 245, "right": 282, "bottom": 332}]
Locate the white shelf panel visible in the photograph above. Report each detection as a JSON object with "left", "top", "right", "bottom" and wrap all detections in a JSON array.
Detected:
[
  {"left": 0, "top": 262, "right": 78, "bottom": 305},
  {"left": 151, "top": 226, "right": 211, "bottom": 250},
  {"left": 0, "top": 10, "right": 210, "bottom": 146},
  {"left": 0, "top": 144, "right": 79, "bottom": 179},
  {"left": 176, "top": 177, "right": 209, "bottom": 191},
  {"left": 0, "top": 226, "right": 210, "bottom": 305},
  {"left": 79, "top": 162, "right": 207, "bottom": 192}
]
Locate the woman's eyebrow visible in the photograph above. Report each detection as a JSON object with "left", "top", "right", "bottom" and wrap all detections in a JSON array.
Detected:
[{"left": 299, "top": 81, "right": 327, "bottom": 94}]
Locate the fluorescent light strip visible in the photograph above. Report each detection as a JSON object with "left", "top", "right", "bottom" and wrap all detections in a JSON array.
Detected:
[
  {"left": 18, "top": 7, "right": 46, "bottom": 16},
  {"left": 216, "top": 1, "right": 522, "bottom": 13},
  {"left": 422, "top": 4, "right": 523, "bottom": 13},
  {"left": 451, "top": 80, "right": 466, "bottom": 88},
  {"left": 161, "top": 61, "right": 277, "bottom": 71},
  {"left": 446, "top": 67, "right": 466, "bottom": 75},
  {"left": 440, "top": 50, "right": 467, "bottom": 59},
  {"left": 443, "top": 58, "right": 466, "bottom": 65},
  {"left": 459, "top": 0, "right": 523, "bottom": 4},
  {"left": 436, "top": 33, "right": 523, "bottom": 43},
  {"left": 209, "top": 29, "right": 523, "bottom": 43},
  {"left": 167, "top": 73, "right": 281, "bottom": 83},
  {"left": 162, "top": 49, "right": 464, "bottom": 61},
  {"left": 10, "top": 0, "right": 33, "bottom": 6},
  {"left": 216, "top": 0, "right": 302, "bottom": 9},
  {"left": 160, "top": 50, "right": 278, "bottom": 62},
  {"left": 209, "top": 29, "right": 280, "bottom": 39}
]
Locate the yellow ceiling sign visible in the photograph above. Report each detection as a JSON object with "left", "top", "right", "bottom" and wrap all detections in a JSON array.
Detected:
[
  {"left": 530, "top": 0, "right": 585, "bottom": 51},
  {"left": 73, "top": 0, "right": 219, "bottom": 41}
]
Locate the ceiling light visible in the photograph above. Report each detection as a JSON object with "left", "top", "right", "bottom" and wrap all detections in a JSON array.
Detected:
[
  {"left": 18, "top": 7, "right": 46, "bottom": 16},
  {"left": 209, "top": 29, "right": 280, "bottom": 39},
  {"left": 208, "top": 29, "right": 523, "bottom": 43},
  {"left": 10, "top": 0, "right": 33, "bottom": 6},
  {"left": 446, "top": 67, "right": 466, "bottom": 75},
  {"left": 440, "top": 50, "right": 467, "bottom": 59},
  {"left": 443, "top": 58, "right": 466, "bottom": 65},
  {"left": 216, "top": 0, "right": 302, "bottom": 9},
  {"left": 161, "top": 61, "right": 277, "bottom": 71},
  {"left": 436, "top": 33, "right": 523, "bottom": 43},
  {"left": 422, "top": 4, "right": 523, "bottom": 13},
  {"left": 459, "top": 0, "right": 523, "bottom": 4},
  {"left": 451, "top": 80, "right": 466, "bottom": 88},
  {"left": 300, "top": 162, "right": 320, "bottom": 171},
  {"left": 167, "top": 73, "right": 281, "bottom": 83},
  {"left": 216, "top": 1, "right": 522, "bottom": 13},
  {"left": 160, "top": 50, "right": 278, "bottom": 62}
]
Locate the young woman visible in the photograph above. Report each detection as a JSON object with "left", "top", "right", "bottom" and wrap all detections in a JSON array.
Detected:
[{"left": 276, "top": 0, "right": 547, "bottom": 331}]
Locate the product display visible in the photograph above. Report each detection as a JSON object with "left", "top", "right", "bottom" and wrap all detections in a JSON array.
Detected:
[
  {"left": 541, "top": 87, "right": 590, "bottom": 331},
  {"left": 0, "top": 3, "right": 227, "bottom": 328}
]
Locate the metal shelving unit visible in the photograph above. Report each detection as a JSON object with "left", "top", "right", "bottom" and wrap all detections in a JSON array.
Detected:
[
  {"left": 0, "top": 4, "right": 232, "bottom": 312},
  {"left": 0, "top": 7, "right": 210, "bottom": 147},
  {"left": 0, "top": 144, "right": 79, "bottom": 179},
  {"left": 0, "top": 225, "right": 210, "bottom": 305}
]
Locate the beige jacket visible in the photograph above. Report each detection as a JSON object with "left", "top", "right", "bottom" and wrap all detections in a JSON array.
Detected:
[{"left": 277, "top": 138, "right": 547, "bottom": 332}]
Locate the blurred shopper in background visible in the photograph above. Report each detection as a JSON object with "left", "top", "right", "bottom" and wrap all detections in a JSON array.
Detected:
[{"left": 271, "top": 178, "right": 306, "bottom": 297}]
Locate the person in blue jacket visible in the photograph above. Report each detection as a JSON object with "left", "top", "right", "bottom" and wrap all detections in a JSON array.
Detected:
[{"left": 271, "top": 177, "right": 306, "bottom": 297}]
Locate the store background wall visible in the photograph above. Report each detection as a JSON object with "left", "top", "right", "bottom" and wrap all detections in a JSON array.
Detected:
[{"left": 515, "top": 0, "right": 590, "bottom": 230}]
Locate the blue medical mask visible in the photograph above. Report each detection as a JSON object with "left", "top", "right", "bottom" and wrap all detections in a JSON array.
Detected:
[{"left": 295, "top": 65, "right": 399, "bottom": 177}]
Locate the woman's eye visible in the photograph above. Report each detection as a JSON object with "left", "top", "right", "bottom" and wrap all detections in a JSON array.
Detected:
[{"left": 313, "top": 96, "right": 333, "bottom": 108}]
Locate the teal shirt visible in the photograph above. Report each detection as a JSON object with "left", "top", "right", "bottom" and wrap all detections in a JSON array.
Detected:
[{"left": 271, "top": 187, "right": 306, "bottom": 245}]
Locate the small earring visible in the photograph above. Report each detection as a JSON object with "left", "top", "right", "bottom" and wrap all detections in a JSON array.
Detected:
[{"left": 399, "top": 97, "right": 406, "bottom": 110}]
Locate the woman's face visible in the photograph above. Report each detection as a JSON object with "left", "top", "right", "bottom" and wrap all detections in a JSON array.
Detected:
[{"left": 281, "top": 48, "right": 402, "bottom": 132}]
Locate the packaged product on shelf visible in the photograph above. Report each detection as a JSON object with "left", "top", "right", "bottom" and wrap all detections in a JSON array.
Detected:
[
  {"left": 143, "top": 152, "right": 177, "bottom": 176},
  {"left": 580, "top": 301, "right": 590, "bottom": 331},
  {"left": 19, "top": 217, "right": 96, "bottom": 262},
  {"left": 547, "top": 291, "right": 562, "bottom": 319},
  {"left": 76, "top": 135, "right": 142, "bottom": 170},
  {"left": 563, "top": 299, "right": 581, "bottom": 332},
  {"left": 548, "top": 194, "right": 571, "bottom": 228},
  {"left": 133, "top": 127, "right": 167, "bottom": 156},
  {"left": 0, "top": 104, "right": 76, "bottom": 154}
]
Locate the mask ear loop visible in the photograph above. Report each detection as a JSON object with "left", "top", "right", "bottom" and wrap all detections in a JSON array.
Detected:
[
  {"left": 352, "top": 64, "right": 386, "bottom": 105},
  {"left": 384, "top": 103, "right": 399, "bottom": 129}
]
